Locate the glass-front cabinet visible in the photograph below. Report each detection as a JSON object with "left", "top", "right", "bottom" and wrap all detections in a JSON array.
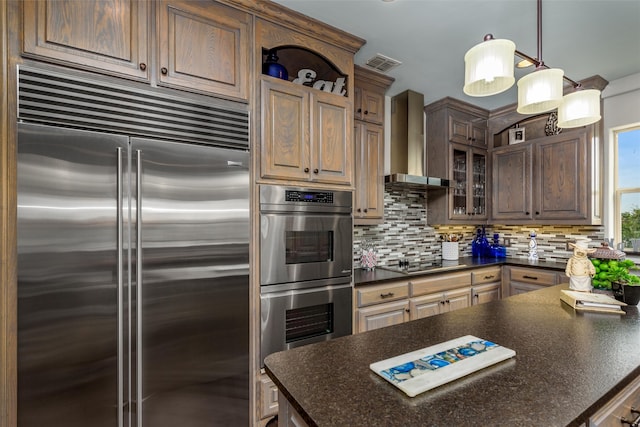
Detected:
[{"left": 450, "top": 145, "right": 487, "bottom": 221}]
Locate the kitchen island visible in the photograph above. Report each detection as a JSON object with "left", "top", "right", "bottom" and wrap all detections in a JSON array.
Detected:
[{"left": 264, "top": 285, "right": 640, "bottom": 426}]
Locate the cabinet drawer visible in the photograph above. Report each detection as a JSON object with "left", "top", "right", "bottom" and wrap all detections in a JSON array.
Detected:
[
  {"left": 509, "top": 267, "right": 556, "bottom": 286},
  {"left": 411, "top": 271, "right": 472, "bottom": 297},
  {"left": 589, "top": 375, "right": 640, "bottom": 426},
  {"left": 471, "top": 267, "right": 501, "bottom": 285},
  {"left": 356, "top": 281, "right": 409, "bottom": 307}
]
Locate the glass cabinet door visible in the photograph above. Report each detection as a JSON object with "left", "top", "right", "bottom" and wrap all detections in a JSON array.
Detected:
[
  {"left": 452, "top": 148, "right": 468, "bottom": 217},
  {"left": 471, "top": 151, "right": 486, "bottom": 217}
]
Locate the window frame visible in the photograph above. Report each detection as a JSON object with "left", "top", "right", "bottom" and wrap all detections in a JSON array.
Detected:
[{"left": 613, "top": 125, "right": 640, "bottom": 254}]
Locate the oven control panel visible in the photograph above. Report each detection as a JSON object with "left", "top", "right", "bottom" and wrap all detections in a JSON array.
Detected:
[{"left": 285, "top": 190, "right": 334, "bottom": 204}]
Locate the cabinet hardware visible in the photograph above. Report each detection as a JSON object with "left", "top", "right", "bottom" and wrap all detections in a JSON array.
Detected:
[
  {"left": 445, "top": 299, "right": 450, "bottom": 303},
  {"left": 357, "top": 208, "right": 362, "bottom": 212},
  {"left": 523, "top": 275, "right": 538, "bottom": 280},
  {"left": 380, "top": 292, "right": 395, "bottom": 299},
  {"left": 535, "top": 211, "right": 540, "bottom": 215},
  {"left": 357, "top": 108, "right": 362, "bottom": 113},
  {"left": 304, "top": 167, "right": 309, "bottom": 173},
  {"left": 364, "top": 209, "right": 368, "bottom": 213},
  {"left": 484, "top": 275, "right": 495, "bottom": 279},
  {"left": 161, "top": 67, "right": 168, "bottom": 75},
  {"left": 525, "top": 211, "right": 530, "bottom": 215},
  {"left": 313, "top": 168, "right": 319, "bottom": 174},
  {"left": 620, "top": 407, "right": 640, "bottom": 427},
  {"left": 405, "top": 309, "right": 410, "bottom": 313},
  {"left": 139, "top": 63, "right": 147, "bottom": 71},
  {"left": 440, "top": 300, "right": 445, "bottom": 305},
  {"left": 364, "top": 110, "right": 369, "bottom": 115},
  {"left": 474, "top": 294, "right": 479, "bottom": 298}
]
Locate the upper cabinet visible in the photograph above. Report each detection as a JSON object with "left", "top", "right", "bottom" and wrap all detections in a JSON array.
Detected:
[
  {"left": 489, "top": 92, "right": 605, "bottom": 225},
  {"left": 354, "top": 65, "right": 394, "bottom": 224},
  {"left": 425, "top": 97, "right": 490, "bottom": 225},
  {"left": 492, "top": 125, "right": 601, "bottom": 224},
  {"left": 156, "top": 0, "right": 250, "bottom": 101},
  {"left": 255, "top": 17, "right": 364, "bottom": 188},
  {"left": 23, "top": 0, "right": 250, "bottom": 101},
  {"left": 23, "top": 0, "right": 149, "bottom": 80}
]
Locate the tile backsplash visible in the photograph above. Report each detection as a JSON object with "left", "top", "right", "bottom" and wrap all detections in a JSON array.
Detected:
[{"left": 353, "top": 187, "right": 604, "bottom": 268}]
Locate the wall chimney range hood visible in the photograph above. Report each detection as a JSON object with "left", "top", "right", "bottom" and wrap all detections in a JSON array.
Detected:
[{"left": 385, "top": 90, "right": 450, "bottom": 189}]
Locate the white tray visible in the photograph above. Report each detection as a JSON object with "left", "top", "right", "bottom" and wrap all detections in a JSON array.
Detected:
[{"left": 370, "top": 335, "right": 516, "bottom": 397}]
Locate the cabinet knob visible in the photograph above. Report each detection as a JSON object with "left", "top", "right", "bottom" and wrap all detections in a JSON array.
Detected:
[
  {"left": 139, "top": 63, "right": 147, "bottom": 71},
  {"left": 474, "top": 294, "right": 479, "bottom": 298},
  {"left": 357, "top": 108, "right": 362, "bottom": 113},
  {"left": 535, "top": 211, "right": 540, "bottom": 215},
  {"left": 405, "top": 308, "right": 410, "bottom": 313},
  {"left": 357, "top": 208, "right": 362, "bottom": 212},
  {"left": 363, "top": 209, "right": 368, "bottom": 213},
  {"left": 440, "top": 300, "right": 445, "bottom": 305},
  {"left": 161, "top": 67, "right": 168, "bottom": 75},
  {"left": 445, "top": 299, "right": 450, "bottom": 304},
  {"left": 304, "top": 167, "right": 310, "bottom": 173},
  {"left": 364, "top": 110, "right": 369, "bottom": 115},
  {"left": 525, "top": 211, "right": 530, "bottom": 215},
  {"left": 313, "top": 168, "right": 319, "bottom": 174}
]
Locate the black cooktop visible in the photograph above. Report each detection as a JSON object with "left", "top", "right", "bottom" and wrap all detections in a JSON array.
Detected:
[{"left": 380, "top": 260, "right": 465, "bottom": 275}]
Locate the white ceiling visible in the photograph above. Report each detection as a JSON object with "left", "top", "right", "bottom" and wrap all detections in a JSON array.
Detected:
[{"left": 271, "top": 0, "right": 640, "bottom": 110}]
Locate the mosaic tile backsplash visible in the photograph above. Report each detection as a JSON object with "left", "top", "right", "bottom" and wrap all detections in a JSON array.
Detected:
[{"left": 353, "top": 187, "right": 604, "bottom": 269}]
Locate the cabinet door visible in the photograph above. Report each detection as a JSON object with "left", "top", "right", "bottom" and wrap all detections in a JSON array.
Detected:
[
  {"left": 450, "top": 146, "right": 487, "bottom": 220},
  {"left": 448, "top": 110, "right": 486, "bottom": 147},
  {"left": 492, "top": 144, "right": 532, "bottom": 221},
  {"left": 358, "top": 88, "right": 385, "bottom": 125},
  {"left": 410, "top": 293, "right": 444, "bottom": 320},
  {"left": 451, "top": 146, "right": 469, "bottom": 218},
  {"left": 472, "top": 283, "right": 501, "bottom": 305},
  {"left": 470, "top": 149, "right": 487, "bottom": 219},
  {"left": 444, "top": 287, "right": 472, "bottom": 312},
  {"left": 510, "top": 281, "right": 545, "bottom": 296},
  {"left": 23, "top": 0, "right": 149, "bottom": 79},
  {"left": 311, "top": 91, "right": 353, "bottom": 185},
  {"left": 534, "top": 132, "right": 588, "bottom": 220},
  {"left": 260, "top": 78, "right": 310, "bottom": 182},
  {"left": 157, "top": 0, "right": 250, "bottom": 100},
  {"left": 357, "top": 300, "right": 409, "bottom": 332},
  {"left": 355, "top": 122, "right": 384, "bottom": 222}
]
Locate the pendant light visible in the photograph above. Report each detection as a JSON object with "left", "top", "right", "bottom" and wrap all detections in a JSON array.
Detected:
[
  {"left": 463, "top": 0, "right": 601, "bottom": 126},
  {"left": 557, "top": 88, "right": 601, "bottom": 128},
  {"left": 517, "top": 68, "right": 564, "bottom": 114},
  {"left": 464, "top": 35, "right": 515, "bottom": 97}
]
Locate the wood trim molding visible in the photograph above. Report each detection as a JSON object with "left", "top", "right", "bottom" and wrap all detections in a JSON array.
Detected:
[{"left": 221, "top": 0, "right": 366, "bottom": 54}]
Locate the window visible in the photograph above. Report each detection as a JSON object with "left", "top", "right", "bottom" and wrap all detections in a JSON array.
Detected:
[{"left": 614, "top": 126, "right": 640, "bottom": 254}]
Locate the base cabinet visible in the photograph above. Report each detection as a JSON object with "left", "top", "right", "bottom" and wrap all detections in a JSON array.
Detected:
[
  {"left": 589, "top": 374, "right": 640, "bottom": 427},
  {"left": 357, "top": 299, "right": 410, "bottom": 332},
  {"left": 472, "top": 267, "right": 502, "bottom": 304},
  {"left": 505, "top": 266, "right": 559, "bottom": 296},
  {"left": 410, "top": 286, "right": 472, "bottom": 319}
]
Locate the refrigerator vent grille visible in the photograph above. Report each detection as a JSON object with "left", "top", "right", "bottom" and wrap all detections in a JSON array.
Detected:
[{"left": 17, "top": 66, "right": 250, "bottom": 150}]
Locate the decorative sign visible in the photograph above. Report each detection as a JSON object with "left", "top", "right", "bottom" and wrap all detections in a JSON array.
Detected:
[
  {"left": 508, "top": 127, "right": 526, "bottom": 145},
  {"left": 292, "top": 68, "right": 347, "bottom": 96},
  {"left": 545, "top": 111, "right": 562, "bottom": 136}
]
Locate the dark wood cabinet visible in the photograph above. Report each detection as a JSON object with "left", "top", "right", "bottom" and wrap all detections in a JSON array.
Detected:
[
  {"left": 425, "top": 98, "right": 489, "bottom": 225},
  {"left": 353, "top": 66, "right": 394, "bottom": 223},
  {"left": 492, "top": 129, "right": 600, "bottom": 224}
]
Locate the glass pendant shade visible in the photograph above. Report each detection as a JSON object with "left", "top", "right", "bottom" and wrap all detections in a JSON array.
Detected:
[
  {"left": 517, "top": 68, "right": 564, "bottom": 114},
  {"left": 463, "top": 39, "right": 516, "bottom": 97},
  {"left": 557, "top": 89, "right": 601, "bottom": 128}
]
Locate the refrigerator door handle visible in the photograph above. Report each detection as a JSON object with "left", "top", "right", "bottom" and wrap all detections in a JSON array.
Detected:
[
  {"left": 135, "top": 149, "right": 143, "bottom": 427},
  {"left": 116, "top": 147, "right": 124, "bottom": 427}
]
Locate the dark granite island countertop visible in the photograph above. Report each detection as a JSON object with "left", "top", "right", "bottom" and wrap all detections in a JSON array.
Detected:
[{"left": 264, "top": 285, "right": 640, "bottom": 426}]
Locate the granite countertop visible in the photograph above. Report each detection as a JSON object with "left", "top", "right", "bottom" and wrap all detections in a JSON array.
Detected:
[
  {"left": 355, "top": 257, "right": 568, "bottom": 286},
  {"left": 264, "top": 285, "right": 640, "bottom": 427}
]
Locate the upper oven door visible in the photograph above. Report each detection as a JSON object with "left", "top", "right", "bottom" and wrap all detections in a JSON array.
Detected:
[{"left": 260, "top": 211, "right": 353, "bottom": 286}]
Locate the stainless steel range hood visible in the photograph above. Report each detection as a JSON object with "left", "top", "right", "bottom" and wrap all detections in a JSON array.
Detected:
[{"left": 385, "top": 90, "right": 450, "bottom": 189}]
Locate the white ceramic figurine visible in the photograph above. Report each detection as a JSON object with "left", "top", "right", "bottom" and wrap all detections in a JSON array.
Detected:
[{"left": 565, "top": 240, "right": 597, "bottom": 292}]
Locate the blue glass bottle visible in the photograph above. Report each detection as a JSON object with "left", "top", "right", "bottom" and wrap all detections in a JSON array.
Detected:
[{"left": 263, "top": 50, "right": 288, "bottom": 80}]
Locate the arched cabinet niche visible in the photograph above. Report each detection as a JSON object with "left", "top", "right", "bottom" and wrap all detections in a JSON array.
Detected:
[{"left": 256, "top": 18, "right": 360, "bottom": 187}]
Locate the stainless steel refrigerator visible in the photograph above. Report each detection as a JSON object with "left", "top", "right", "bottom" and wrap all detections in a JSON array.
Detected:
[{"left": 17, "top": 122, "right": 250, "bottom": 427}]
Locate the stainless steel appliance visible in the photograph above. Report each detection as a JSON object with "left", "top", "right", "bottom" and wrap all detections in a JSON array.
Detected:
[
  {"left": 259, "top": 185, "right": 353, "bottom": 365},
  {"left": 17, "top": 66, "right": 250, "bottom": 427}
]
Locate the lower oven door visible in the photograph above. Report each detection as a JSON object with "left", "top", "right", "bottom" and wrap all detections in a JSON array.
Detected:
[{"left": 260, "top": 280, "right": 352, "bottom": 366}]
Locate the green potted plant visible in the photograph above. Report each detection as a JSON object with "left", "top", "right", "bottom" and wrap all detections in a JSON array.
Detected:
[{"left": 603, "top": 259, "right": 640, "bottom": 305}]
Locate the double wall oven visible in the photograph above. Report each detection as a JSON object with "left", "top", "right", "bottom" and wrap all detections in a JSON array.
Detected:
[{"left": 259, "top": 185, "right": 353, "bottom": 365}]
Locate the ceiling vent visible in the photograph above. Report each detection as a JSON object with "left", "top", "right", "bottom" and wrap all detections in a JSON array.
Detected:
[{"left": 365, "top": 53, "right": 402, "bottom": 73}]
